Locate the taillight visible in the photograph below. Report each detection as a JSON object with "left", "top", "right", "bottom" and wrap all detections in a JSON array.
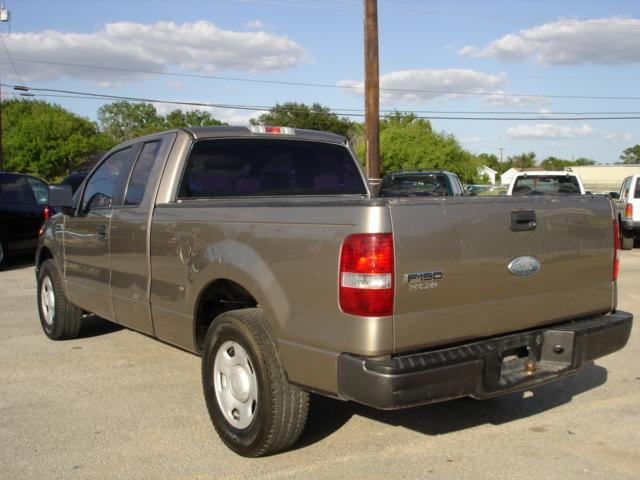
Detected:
[
  {"left": 625, "top": 203, "right": 633, "bottom": 219},
  {"left": 248, "top": 125, "right": 295, "bottom": 135},
  {"left": 613, "top": 219, "right": 620, "bottom": 282},
  {"left": 43, "top": 206, "right": 50, "bottom": 221},
  {"left": 339, "top": 233, "right": 394, "bottom": 316}
]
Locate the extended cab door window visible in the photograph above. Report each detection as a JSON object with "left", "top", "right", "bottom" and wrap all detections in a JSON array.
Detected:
[{"left": 124, "top": 141, "right": 161, "bottom": 205}]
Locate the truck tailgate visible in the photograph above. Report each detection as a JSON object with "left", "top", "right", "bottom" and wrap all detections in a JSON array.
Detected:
[{"left": 390, "top": 195, "right": 615, "bottom": 353}]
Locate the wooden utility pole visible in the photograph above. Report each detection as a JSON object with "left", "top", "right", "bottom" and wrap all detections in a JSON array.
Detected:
[{"left": 364, "top": 0, "right": 380, "bottom": 181}]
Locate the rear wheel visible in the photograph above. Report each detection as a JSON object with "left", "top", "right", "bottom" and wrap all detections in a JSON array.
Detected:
[
  {"left": 621, "top": 227, "right": 635, "bottom": 250},
  {"left": 202, "top": 308, "right": 309, "bottom": 457},
  {"left": 37, "top": 259, "right": 83, "bottom": 340}
]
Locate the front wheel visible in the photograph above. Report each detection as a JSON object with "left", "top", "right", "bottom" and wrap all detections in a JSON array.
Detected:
[
  {"left": 37, "top": 259, "right": 83, "bottom": 340},
  {"left": 202, "top": 308, "right": 309, "bottom": 457}
]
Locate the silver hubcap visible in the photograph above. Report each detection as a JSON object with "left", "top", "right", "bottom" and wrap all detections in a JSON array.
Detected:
[
  {"left": 213, "top": 340, "right": 258, "bottom": 429},
  {"left": 40, "top": 276, "right": 56, "bottom": 325}
]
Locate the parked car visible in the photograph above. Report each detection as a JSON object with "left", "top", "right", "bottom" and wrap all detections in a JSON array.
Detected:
[
  {"left": 507, "top": 171, "right": 586, "bottom": 196},
  {"left": 379, "top": 170, "right": 466, "bottom": 197},
  {"left": 0, "top": 172, "right": 49, "bottom": 268},
  {"left": 37, "top": 126, "right": 632, "bottom": 456},
  {"left": 616, "top": 174, "right": 640, "bottom": 250},
  {"left": 61, "top": 171, "right": 89, "bottom": 194}
]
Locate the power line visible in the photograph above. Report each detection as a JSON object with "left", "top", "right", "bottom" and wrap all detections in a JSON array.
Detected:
[
  {"left": 0, "top": 36, "right": 24, "bottom": 85},
  {"left": 3, "top": 84, "right": 640, "bottom": 121},
  {"left": 3, "top": 57, "right": 640, "bottom": 101}
]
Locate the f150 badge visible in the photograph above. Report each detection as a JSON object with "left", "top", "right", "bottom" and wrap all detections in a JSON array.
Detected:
[
  {"left": 507, "top": 256, "right": 541, "bottom": 277},
  {"left": 404, "top": 271, "right": 443, "bottom": 291}
]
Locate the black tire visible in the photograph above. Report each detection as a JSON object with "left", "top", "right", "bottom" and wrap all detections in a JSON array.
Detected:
[
  {"left": 0, "top": 230, "right": 7, "bottom": 270},
  {"left": 621, "top": 227, "right": 634, "bottom": 250},
  {"left": 202, "top": 308, "right": 309, "bottom": 457},
  {"left": 37, "top": 259, "right": 83, "bottom": 340}
]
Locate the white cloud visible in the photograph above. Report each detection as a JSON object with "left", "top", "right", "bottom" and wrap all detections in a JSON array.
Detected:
[
  {"left": 338, "top": 69, "right": 505, "bottom": 104},
  {"left": 603, "top": 132, "right": 633, "bottom": 141},
  {"left": 459, "top": 17, "right": 640, "bottom": 65},
  {"left": 507, "top": 123, "right": 595, "bottom": 139},
  {"left": 0, "top": 21, "right": 306, "bottom": 84},
  {"left": 484, "top": 90, "right": 551, "bottom": 108},
  {"left": 461, "top": 137, "right": 481, "bottom": 144},
  {"left": 246, "top": 20, "right": 265, "bottom": 29},
  {"left": 168, "top": 80, "right": 184, "bottom": 90},
  {"left": 152, "top": 102, "right": 264, "bottom": 126}
]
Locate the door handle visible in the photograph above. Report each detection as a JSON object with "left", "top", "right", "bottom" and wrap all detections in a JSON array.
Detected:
[
  {"left": 510, "top": 210, "right": 537, "bottom": 232},
  {"left": 97, "top": 224, "right": 108, "bottom": 241}
]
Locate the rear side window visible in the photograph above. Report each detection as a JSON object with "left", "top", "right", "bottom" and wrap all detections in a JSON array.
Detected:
[
  {"left": 82, "top": 147, "right": 134, "bottom": 212},
  {"left": 178, "top": 139, "right": 366, "bottom": 198},
  {"left": 26, "top": 177, "right": 49, "bottom": 205},
  {"left": 635, "top": 178, "right": 640, "bottom": 198},
  {"left": 0, "top": 175, "right": 36, "bottom": 205},
  {"left": 125, "top": 141, "right": 161, "bottom": 205},
  {"left": 512, "top": 175, "right": 580, "bottom": 195}
]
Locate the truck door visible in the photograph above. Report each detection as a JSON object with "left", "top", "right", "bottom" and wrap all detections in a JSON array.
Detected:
[
  {"left": 64, "top": 146, "right": 139, "bottom": 320},
  {"left": 109, "top": 135, "right": 175, "bottom": 335}
]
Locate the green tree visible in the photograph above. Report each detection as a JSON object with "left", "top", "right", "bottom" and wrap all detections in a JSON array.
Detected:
[
  {"left": 163, "top": 109, "right": 226, "bottom": 129},
  {"left": 620, "top": 145, "right": 640, "bottom": 164},
  {"left": 250, "top": 102, "right": 354, "bottom": 137},
  {"left": 541, "top": 156, "right": 596, "bottom": 170},
  {"left": 508, "top": 152, "right": 537, "bottom": 169},
  {"left": 353, "top": 112, "right": 480, "bottom": 182},
  {"left": 1, "top": 99, "right": 114, "bottom": 180},
  {"left": 97, "top": 101, "right": 164, "bottom": 142}
]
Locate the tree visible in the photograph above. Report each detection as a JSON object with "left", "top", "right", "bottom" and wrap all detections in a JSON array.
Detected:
[
  {"left": 250, "top": 102, "right": 354, "bottom": 137},
  {"left": 1, "top": 99, "right": 114, "bottom": 180},
  {"left": 97, "top": 101, "right": 164, "bottom": 142},
  {"left": 620, "top": 145, "right": 640, "bottom": 164},
  {"left": 508, "top": 152, "right": 537, "bottom": 169},
  {"left": 541, "top": 156, "right": 596, "bottom": 170},
  {"left": 353, "top": 112, "right": 481, "bottom": 182},
  {"left": 163, "top": 109, "right": 225, "bottom": 129}
]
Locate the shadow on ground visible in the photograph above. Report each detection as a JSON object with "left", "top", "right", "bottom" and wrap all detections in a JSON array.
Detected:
[
  {"left": 2, "top": 252, "right": 35, "bottom": 271},
  {"left": 297, "top": 363, "right": 607, "bottom": 449},
  {"left": 79, "top": 314, "right": 124, "bottom": 338}
]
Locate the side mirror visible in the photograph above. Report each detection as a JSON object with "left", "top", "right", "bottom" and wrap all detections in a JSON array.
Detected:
[
  {"left": 609, "top": 192, "right": 620, "bottom": 200},
  {"left": 48, "top": 184, "right": 74, "bottom": 208}
]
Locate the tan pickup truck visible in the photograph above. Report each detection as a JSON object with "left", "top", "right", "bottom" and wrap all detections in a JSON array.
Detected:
[{"left": 36, "top": 126, "right": 632, "bottom": 457}]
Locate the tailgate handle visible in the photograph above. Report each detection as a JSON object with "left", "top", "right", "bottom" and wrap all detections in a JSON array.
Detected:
[{"left": 510, "top": 210, "right": 536, "bottom": 232}]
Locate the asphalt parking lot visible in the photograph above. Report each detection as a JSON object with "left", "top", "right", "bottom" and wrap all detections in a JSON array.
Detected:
[{"left": 1, "top": 251, "right": 639, "bottom": 480}]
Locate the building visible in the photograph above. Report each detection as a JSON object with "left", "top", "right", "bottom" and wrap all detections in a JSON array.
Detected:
[
  {"left": 564, "top": 165, "right": 640, "bottom": 193},
  {"left": 478, "top": 165, "right": 498, "bottom": 185}
]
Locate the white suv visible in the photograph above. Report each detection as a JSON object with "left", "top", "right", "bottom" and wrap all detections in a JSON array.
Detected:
[{"left": 617, "top": 174, "right": 640, "bottom": 250}]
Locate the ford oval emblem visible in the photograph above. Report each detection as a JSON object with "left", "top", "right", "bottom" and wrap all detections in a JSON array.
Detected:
[{"left": 507, "top": 256, "right": 540, "bottom": 277}]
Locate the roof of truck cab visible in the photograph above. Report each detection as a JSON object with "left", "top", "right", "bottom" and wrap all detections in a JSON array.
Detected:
[{"left": 183, "top": 126, "right": 348, "bottom": 144}]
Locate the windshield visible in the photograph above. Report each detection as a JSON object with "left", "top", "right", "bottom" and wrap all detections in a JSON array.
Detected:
[
  {"left": 379, "top": 173, "right": 451, "bottom": 197},
  {"left": 512, "top": 175, "right": 581, "bottom": 196}
]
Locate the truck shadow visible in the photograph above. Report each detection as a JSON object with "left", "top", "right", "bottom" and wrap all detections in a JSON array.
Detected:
[
  {"left": 297, "top": 363, "right": 607, "bottom": 449},
  {"left": 79, "top": 314, "right": 124, "bottom": 338}
]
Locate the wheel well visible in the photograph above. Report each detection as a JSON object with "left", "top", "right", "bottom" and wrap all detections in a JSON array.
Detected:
[
  {"left": 194, "top": 279, "right": 257, "bottom": 352},
  {"left": 37, "top": 246, "right": 53, "bottom": 268}
]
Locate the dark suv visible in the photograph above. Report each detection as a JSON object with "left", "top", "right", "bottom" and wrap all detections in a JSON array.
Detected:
[
  {"left": 378, "top": 170, "right": 466, "bottom": 197},
  {"left": 0, "top": 172, "right": 49, "bottom": 268}
]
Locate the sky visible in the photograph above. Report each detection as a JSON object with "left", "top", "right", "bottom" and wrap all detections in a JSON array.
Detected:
[{"left": 1, "top": 0, "right": 640, "bottom": 163}]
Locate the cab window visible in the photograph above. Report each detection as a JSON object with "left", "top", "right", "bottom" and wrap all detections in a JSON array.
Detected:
[{"left": 82, "top": 148, "right": 134, "bottom": 212}]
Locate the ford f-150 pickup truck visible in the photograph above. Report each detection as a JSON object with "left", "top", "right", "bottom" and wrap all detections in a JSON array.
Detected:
[{"left": 36, "top": 126, "right": 633, "bottom": 457}]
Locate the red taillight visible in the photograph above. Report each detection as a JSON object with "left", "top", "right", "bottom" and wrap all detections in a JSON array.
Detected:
[
  {"left": 248, "top": 125, "right": 295, "bottom": 135},
  {"left": 613, "top": 219, "right": 620, "bottom": 282},
  {"left": 43, "top": 206, "right": 50, "bottom": 221},
  {"left": 625, "top": 203, "right": 633, "bottom": 219},
  {"left": 339, "top": 233, "right": 394, "bottom": 316}
]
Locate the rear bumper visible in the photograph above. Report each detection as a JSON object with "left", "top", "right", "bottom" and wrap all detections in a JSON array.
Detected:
[
  {"left": 337, "top": 311, "right": 633, "bottom": 410},
  {"left": 621, "top": 219, "right": 640, "bottom": 232}
]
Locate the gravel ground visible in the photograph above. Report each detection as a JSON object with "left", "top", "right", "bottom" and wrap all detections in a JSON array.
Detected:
[{"left": 1, "top": 250, "right": 639, "bottom": 480}]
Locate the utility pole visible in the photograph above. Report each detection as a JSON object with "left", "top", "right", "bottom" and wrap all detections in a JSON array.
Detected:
[
  {"left": 498, "top": 147, "right": 505, "bottom": 163},
  {"left": 364, "top": 0, "right": 380, "bottom": 181}
]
